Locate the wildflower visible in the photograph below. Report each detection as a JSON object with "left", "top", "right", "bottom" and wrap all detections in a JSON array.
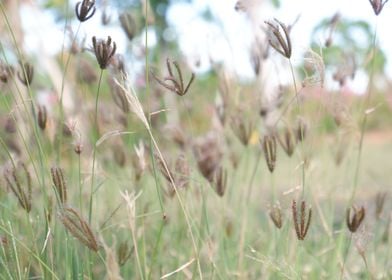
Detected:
[
  {"left": 75, "top": 0, "right": 96, "bottom": 22},
  {"left": 92, "top": 36, "right": 117, "bottom": 70}
]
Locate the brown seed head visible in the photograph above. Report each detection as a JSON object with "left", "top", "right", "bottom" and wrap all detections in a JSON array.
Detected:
[
  {"left": 151, "top": 58, "right": 195, "bottom": 96},
  {"left": 375, "top": 192, "right": 387, "bottom": 220},
  {"left": 265, "top": 19, "right": 292, "bottom": 59},
  {"left": 51, "top": 167, "right": 67, "bottom": 205},
  {"left": 92, "top": 36, "right": 117, "bottom": 70},
  {"left": 261, "top": 134, "right": 277, "bottom": 173},
  {"left": 0, "top": 62, "right": 14, "bottom": 83},
  {"left": 269, "top": 203, "right": 283, "bottom": 229},
  {"left": 212, "top": 166, "right": 227, "bottom": 197},
  {"left": 368, "top": 0, "right": 389, "bottom": 15},
  {"left": 119, "top": 12, "right": 137, "bottom": 41},
  {"left": 4, "top": 163, "right": 32, "bottom": 213},
  {"left": 295, "top": 118, "right": 308, "bottom": 142},
  {"left": 17, "top": 61, "right": 34, "bottom": 86},
  {"left": 346, "top": 206, "right": 365, "bottom": 233},
  {"left": 75, "top": 0, "right": 96, "bottom": 22},
  {"left": 37, "top": 105, "right": 47, "bottom": 130},
  {"left": 292, "top": 200, "right": 312, "bottom": 240},
  {"left": 278, "top": 126, "right": 296, "bottom": 157},
  {"left": 230, "top": 115, "right": 254, "bottom": 146},
  {"left": 58, "top": 206, "right": 99, "bottom": 252},
  {"left": 117, "top": 241, "right": 133, "bottom": 266}
]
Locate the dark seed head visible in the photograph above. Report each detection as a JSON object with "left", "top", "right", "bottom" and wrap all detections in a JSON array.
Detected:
[{"left": 75, "top": 0, "right": 96, "bottom": 22}]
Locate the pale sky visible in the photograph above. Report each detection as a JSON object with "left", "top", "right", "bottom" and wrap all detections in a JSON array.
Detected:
[{"left": 19, "top": 0, "right": 392, "bottom": 93}]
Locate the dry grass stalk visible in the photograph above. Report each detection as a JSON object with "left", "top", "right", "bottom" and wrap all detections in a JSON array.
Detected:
[
  {"left": 265, "top": 19, "right": 292, "bottom": 59},
  {"left": 103, "top": 242, "right": 123, "bottom": 280},
  {"left": 295, "top": 118, "right": 308, "bottom": 142},
  {"left": 75, "top": 0, "right": 96, "bottom": 22},
  {"left": 269, "top": 203, "right": 283, "bottom": 229},
  {"left": 151, "top": 58, "right": 195, "bottom": 96},
  {"left": 346, "top": 206, "right": 365, "bottom": 233},
  {"left": 17, "top": 61, "right": 34, "bottom": 86},
  {"left": 292, "top": 200, "right": 312, "bottom": 240},
  {"left": 132, "top": 141, "right": 147, "bottom": 181},
  {"left": 50, "top": 167, "right": 67, "bottom": 205},
  {"left": 4, "top": 163, "right": 32, "bottom": 213},
  {"left": 261, "top": 134, "right": 277, "bottom": 173},
  {"left": 58, "top": 206, "right": 99, "bottom": 252},
  {"left": 92, "top": 36, "right": 117, "bottom": 70}
]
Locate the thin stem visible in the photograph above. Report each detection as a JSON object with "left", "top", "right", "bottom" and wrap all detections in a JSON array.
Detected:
[
  {"left": 289, "top": 60, "right": 306, "bottom": 197},
  {"left": 340, "top": 233, "right": 352, "bottom": 279},
  {"left": 89, "top": 69, "right": 104, "bottom": 223}
]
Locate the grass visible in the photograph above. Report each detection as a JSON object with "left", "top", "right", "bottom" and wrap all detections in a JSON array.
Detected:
[{"left": 0, "top": 0, "right": 392, "bottom": 279}]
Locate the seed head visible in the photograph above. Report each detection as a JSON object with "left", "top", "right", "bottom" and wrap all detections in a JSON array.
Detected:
[
  {"left": 368, "top": 0, "right": 389, "bottom": 15},
  {"left": 151, "top": 58, "right": 195, "bottom": 96},
  {"left": 212, "top": 166, "right": 227, "bottom": 197},
  {"left": 75, "top": 0, "right": 96, "bottom": 22},
  {"left": 265, "top": 19, "right": 292, "bottom": 59},
  {"left": 261, "top": 134, "right": 277, "bottom": 173},
  {"left": 292, "top": 200, "right": 312, "bottom": 240},
  {"left": 269, "top": 202, "right": 283, "bottom": 229},
  {"left": 17, "top": 61, "right": 34, "bottom": 86},
  {"left": 37, "top": 105, "right": 47, "bottom": 130},
  {"left": 375, "top": 192, "right": 387, "bottom": 220},
  {"left": 4, "top": 163, "right": 32, "bottom": 213},
  {"left": 51, "top": 167, "right": 67, "bottom": 205},
  {"left": 0, "top": 62, "right": 14, "bottom": 83},
  {"left": 58, "top": 206, "right": 99, "bottom": 252},
  {"left": 117, "top": 241, "right": 133, "bottom": 266},
  {"left": 346, "top": 206, "right": 365, "bottom": 233},
  {"left": 278, "top": 126, "right": 296, "bottom": 157},
  {"left": 119, "top": 12, "right": 137, "bottom": 41},
  {"left": 230, "top": 115, "right": 254, "bottom": 146},
  {"left": 92, "top": 36, "right": 117, "bottom": 70}
]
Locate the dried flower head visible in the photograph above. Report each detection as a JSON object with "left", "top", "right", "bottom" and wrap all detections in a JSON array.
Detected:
[
  {"left": 51, "top": 167, "right": 67, "bottom": 205},
  {"left": 295, "top": 118, "right": 308, "bottom": 142},
  {"left": 17, "top": 61, "right": 34, "bottom": 86},
  {"left": 292, "top": 200, "right": 312, "bottom": 240},
  {"left": 265, "top": 19, "right": 292, "bottom": 59},
  {"left": 117, "top": 241, "right": 133, "bottom": 266},
  {"left": 261, "top": 134, "right": 277, "bottom": 173},
  {"left": 92, "top": 36, "right": 117, "bottom": 69},
  {"left": 269, "top": 203, "right": 283, "bottom": 229},
  {"left": 278, "top": 126, "right": 296, "bottom": 157},
  {"left": 119, "top": 12, "right": 137, "bottom": 41},
  {"left": 346, "top": 206, "right": 365, "bottom": 233},
  {"left": 375, "top": 192, "right": 387, "bottom": 220},
  {"left": 37, "top": 105, "right": 47, "bottom": 130},
  {"left": 212, "top": 166, "right": 227, "bottom": 197},
  {"left": 0, "top": 62, "right": 14, "bottom": 83},
  {"left": 58, "top": 206, "right": 99, "bottom": 252},
  {"left": 368, "top": 0, "right": 389, "bottom": 15},
  {"left": 75, "top": 0, "right": 96, "bottom": 22},
  {"left": 151, "top": 58, "right": 195, "bottom": 96},
  {"left": 109, "top": 77, "right": 130, "bottom": 114},
  {"left": 193, "top": 133, "right": 223, "bottom": 182},
  {"left": 230, "top": 115, "right": 254, "bottom": 146},
  {"left": 4, "top": 163, "right": 32, "bottom": 213}
]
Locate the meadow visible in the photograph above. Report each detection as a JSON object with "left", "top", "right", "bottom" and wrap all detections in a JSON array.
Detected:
[{"left": 0, "top": 0, "right": 392, "bottom": 279}]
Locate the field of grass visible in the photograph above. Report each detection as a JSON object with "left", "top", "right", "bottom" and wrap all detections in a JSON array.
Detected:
[{"left": 0, "top": 0, "right": 392, "bottom": 279}]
